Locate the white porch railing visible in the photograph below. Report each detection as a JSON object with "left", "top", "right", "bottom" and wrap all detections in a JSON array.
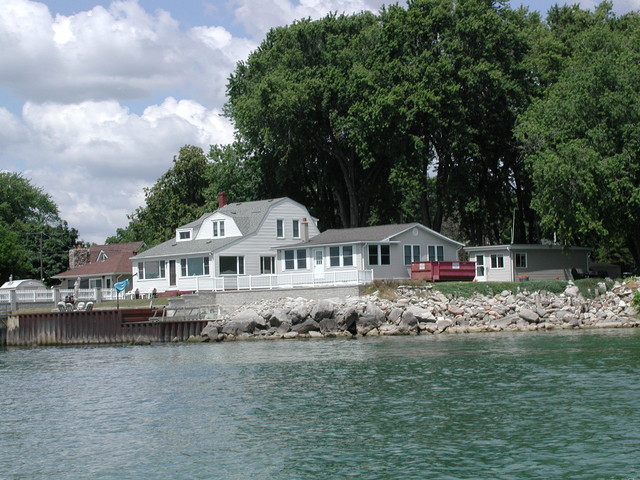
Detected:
[
  {"left": 236, "top": 269, "right": 373, "bottom": 291},
  {"left": 2, "top": 270, "right": 373, "bottom": 304},
  {"left": 176, "top": 276, "right": 226, "bottom": 292},
  {"left": 1, "top": 287, "right": 126, "bottom": 304}
]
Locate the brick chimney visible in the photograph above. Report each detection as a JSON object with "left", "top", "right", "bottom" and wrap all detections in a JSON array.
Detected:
[
  {"left": 301, "top": 218, "right": 309, "bottom": 242},
  {"left": 218, "top": 192, "right": 228, "bottom": 208}
]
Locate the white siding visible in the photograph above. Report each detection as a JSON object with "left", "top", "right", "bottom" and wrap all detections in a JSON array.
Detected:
[
  {"left": 194, "top": 213, "right": 241, "bottom": 240},
  {"left": 216, "top": 199, "right": 319, "bottom": 276}
]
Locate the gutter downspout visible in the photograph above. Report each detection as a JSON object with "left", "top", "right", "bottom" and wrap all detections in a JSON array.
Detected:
[{"left": 507, "top": 245, "right": 515, "bottom": 282}]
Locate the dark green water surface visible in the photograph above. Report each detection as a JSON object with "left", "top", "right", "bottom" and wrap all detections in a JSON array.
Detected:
[{"left": 1, "top": 329, "right": 639, "bottom": 479}]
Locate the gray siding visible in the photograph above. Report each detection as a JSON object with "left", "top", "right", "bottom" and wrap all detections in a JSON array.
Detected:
[
  {"left": 469, "top": 246, "right": 590, "bottom": 282},
  {"left": 513, "top": 248, "right": 588, "bottom": 281},
  {"left": 362, "top": 228, "right": 461, "bottom": 279}
]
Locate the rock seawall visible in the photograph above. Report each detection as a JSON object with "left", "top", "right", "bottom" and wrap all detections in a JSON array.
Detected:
[{"left": 195, "top": 281, "right": 639, "bottom": 342}]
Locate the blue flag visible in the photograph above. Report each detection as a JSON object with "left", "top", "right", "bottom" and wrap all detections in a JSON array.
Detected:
[{"left": 114, "top": 278, "right": 130, "bottom": 293}]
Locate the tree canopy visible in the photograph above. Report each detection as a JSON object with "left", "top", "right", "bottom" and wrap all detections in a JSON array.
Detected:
[
  {"left": 517, "top": 11, "right": 640, "bottom": 264},
  {"left": 0, "top": 172, "right": 80, "bottom": 284},
  {"left": 111, "top": 0, "right": 640, "bottom": 267}
]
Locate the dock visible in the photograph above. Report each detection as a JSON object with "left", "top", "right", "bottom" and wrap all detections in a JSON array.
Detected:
[{"left": 0, "top": 307, "right": 219, "bottom": 346}]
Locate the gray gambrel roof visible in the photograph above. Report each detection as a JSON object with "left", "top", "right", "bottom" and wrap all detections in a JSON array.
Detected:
[
  {"left": 281, "top": 223, "right": 464, "bottom": 249},
  {"left": 132, "top": 198, "right": 288, "bottom": 260}
]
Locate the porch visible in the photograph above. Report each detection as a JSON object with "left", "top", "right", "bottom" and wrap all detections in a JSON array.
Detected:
[{"left": 134, "top": 269, "right": 374, "bottom": 294}]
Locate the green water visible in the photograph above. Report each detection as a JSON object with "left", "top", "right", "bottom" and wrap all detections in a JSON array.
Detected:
[{"left": 1, "top": 329, "right": 639, "bottom": 479}]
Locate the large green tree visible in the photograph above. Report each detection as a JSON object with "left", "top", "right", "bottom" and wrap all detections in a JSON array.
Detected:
[
  {"left": 109, "top": 143, "right": 260, "bottom": 246},
  {"left": 377, "top": 0, "right": 537, "bottom": 244},
  {"left": 0, "top": 172, "right": 80, "bottom": 284},
  {"left": 108, "top": 145, "right": 211, "bottom": 246},
  {"left": 517, "top": 11, "right": 640, "bottom": 263},
  {"left": 226, "top": 12, "right": 401, "bottom": 228}
]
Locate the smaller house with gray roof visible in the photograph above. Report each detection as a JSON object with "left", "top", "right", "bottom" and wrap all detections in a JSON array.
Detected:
[
  {"left": 274, "top": 223, "right": 464, "bottom": 280},
  {"left": 130, "top": 195, "right": 321, "bottom": 293}
]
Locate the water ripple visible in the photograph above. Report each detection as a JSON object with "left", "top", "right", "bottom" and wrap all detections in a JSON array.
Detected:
[{"left": 1, "top": 329, "right": 639, "bottom": 479}]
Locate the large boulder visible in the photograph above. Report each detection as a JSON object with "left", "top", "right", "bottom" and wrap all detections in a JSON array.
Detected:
[
  {"left": 200, "top": 322, "right": 219, "bottom": 339},
  {"left": 490, "top": 314, "right": 518, "bottom": 330},
  {"left": 336, "top": 307, "right": 359, "bottom": 335},
  {"left": 387, "top": 307, "right": 403, "bottom": 324},
  {"left": 269, "top": 308, "right": 289, "bottom": 327},
  {"left": 311, "top": 300, "right": 335, "bottom": 321},
  {"left": 222, "top": 309, "right": 264, "bottom": 335},
  {"left": 291, "top": 319, "right": 320, "bottom": 334},
  {"left": 518, "top": 308, "right": 540, "bottom": 323},
  {"left": 405, "top": 306, "right": 436, "bottom": 322},
  {"left": 357, "top": 314, "right": 382, "bottom": 335},
  {"left": 399, "top": 311, "right": 419, "bottom": 333},
  {"left": 319, "top": 318, "right": 339, "bottom": 335},
  {"left": 436, "top": 318, "right": 453, "bottom": 332},
  {"left": 289, "top": 301, "right": 310, "bottom": 325},
  {"left": 365, "top": 302, "right": 386, "bottom": 324}
]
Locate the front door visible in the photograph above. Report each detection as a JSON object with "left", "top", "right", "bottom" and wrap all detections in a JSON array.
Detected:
[
  {"left": 475, "top": 255, "right": 486, "bottom": 281},
  {"left": 313, "top": 249, "right": 324, "bottom": 277},
  {"left": 169, "top": 260, "right": 176, "bottom": 287}
]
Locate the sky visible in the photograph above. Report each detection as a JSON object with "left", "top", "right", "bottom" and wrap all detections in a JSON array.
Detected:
[{"left": 1, "top": 0, "right": 638, "bottom": 245}]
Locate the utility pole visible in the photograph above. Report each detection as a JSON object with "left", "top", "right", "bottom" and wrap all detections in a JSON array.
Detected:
[{"left": 40, "top": 231, "right": 44, "bottom": 281}]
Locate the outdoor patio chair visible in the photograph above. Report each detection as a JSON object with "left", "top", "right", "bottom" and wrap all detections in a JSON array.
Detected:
[
  {"left": 85, "top": 302, "right": 94, "bottom": 311},
  {"left": 65, "top": 303, "right": 74, "bottom": 311},
  {"left": 75, "top": 302, "right": 85, "bottom": 311},
  {"left": 57, "top": 302, "right": 66, "bottom": 312}
]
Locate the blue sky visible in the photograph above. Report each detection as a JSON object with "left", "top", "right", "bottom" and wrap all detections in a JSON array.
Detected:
[{"left": 0, "top": 0, "right": 635, "bottom": 243}]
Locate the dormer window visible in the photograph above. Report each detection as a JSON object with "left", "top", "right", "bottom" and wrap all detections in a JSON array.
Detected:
[
  {"left": 213, "top": 220, "right": 225, "bottom": 237},
  {"left": 177, "top": 229, "right": 192, "bottom": 241},
  {"left": 97, "top": 250, "right": 108, "bottom": 262}
]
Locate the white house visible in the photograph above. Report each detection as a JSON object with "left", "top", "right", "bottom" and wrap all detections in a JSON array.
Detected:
[
  {"left": 463, "top": 244, "right": 591, "bottom": 282},
  {"left": 131, "top": 196, "right": 321, "bottom": 293},
  {"left": 275, "top": 223, "right": 464, "bottom": 280}
]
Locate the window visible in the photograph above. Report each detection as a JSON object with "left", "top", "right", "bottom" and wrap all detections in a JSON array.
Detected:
[
  {"left": 179, "top": 231, "right": 191, "bottom": 240},
  {"left": 219, "top": 256, "right": 244, "bottom": 275},
  {"left": 89, "top": 278, "right": 102, "bottom": 288},
  {"left": 276, "top": 219, "right": 284, "bottom": 238},
  {"left": 293, "top": 219, "right": 300, "bottom": 238},
  {"left": 427, "top": 245, "right": 444, "bottom": 261},
  {"left": 181, "top": 257, "right": 210, "bottom": 276},
  {"left": 212, "top": 220, "right": 225, "bottom": 238},
  {"left": 343, "top": 246, "right": 353, "bottom": 266},
  {"left": 138, "top": 260, "right": 165, "bottom": 280},
  {"left": 284, "top": 249, "right": 307, "bottom": 270},
  {"left": 330, "top": 247, "right": 340, "bottom": 267},
  {"left": 260, "top": 256, "right": 275, "bottom": 274},
  {"left": 491, "top": 254, "right": 504, "bottom": 269},
  {"left": 476, "top": 255, "right": 485, "bottom": 277},
  {"left": 368, "top": 245, "right": 390, "bottom": 266},
  {"left": 515, "top": 253, "right": 527, "bottom": 268},
  {"left": 329, "top": 246, "right": 354, "bottom": 267},
  {"left": 404, "top": 245, "right": 421, "bottom": 265}
]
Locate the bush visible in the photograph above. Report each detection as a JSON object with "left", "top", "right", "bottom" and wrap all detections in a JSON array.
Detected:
[{"left": 632, "top": 290, "right": 640, "bottom": 310}]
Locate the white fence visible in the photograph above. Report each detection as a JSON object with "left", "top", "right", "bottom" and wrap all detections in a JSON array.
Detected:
[
  {"left": 1, "top": 270, "right": 374, "bottom": 305},
  {"left": 0, "top": 287, "right": 122, "bottom": 304},
  {"left": 236, "top": 269, "right": 373, "bottom": 290}
]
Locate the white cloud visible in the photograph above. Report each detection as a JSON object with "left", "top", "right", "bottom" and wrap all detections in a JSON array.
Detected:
[
  {"left": 9, "top": 98, "right": 234, "bottom": 243},
  {"left": 230, "top": 0, "right": 393, "bottom": 38},
  {"left": 2, "top": 0, "right": 396, "bottom": 244},
  {"left": 0, "top": 0, "right": 254, "bottom": 106}
]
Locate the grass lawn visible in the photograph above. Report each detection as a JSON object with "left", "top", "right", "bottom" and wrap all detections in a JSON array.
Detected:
[{"left": 363, "top": 277, "right": 620, "bottom": 300}]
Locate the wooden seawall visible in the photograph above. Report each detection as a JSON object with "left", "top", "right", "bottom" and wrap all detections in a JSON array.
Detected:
[{"left": 1, "top": 308, "right": 210, "bottom": 346}]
